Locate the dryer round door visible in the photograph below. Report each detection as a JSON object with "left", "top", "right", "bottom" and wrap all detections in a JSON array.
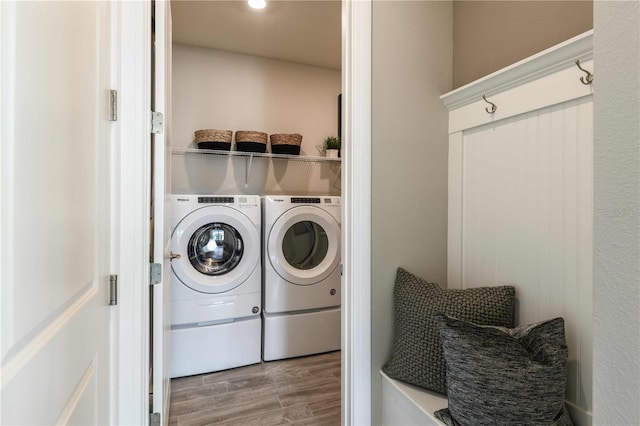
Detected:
[
  {"left": 267, "top": 206, "right": 340, "bottom": 285},
  {"left": 171, "top": 206, "right": 259, "bottom": 293}
]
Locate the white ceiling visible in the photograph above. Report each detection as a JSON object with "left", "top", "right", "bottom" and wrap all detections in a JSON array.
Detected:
[{"left": 171, "top": 0, "right": 342, "bottom": 70}]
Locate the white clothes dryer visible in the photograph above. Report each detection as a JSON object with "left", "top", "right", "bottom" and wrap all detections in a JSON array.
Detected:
[
  {"left": 169, "top": 194, "right": 261, "bottom": 377},
  {"left": 262, "top": 195, "right": 341, "bottom": 361}
]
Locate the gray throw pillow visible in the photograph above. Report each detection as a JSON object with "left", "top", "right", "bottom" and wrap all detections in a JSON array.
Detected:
[
  {"left": 434, "top": 314, "right": 573, "bottom": 426},
  {"left": 381, "top": 268, "right": 515, "bottom": 395}
]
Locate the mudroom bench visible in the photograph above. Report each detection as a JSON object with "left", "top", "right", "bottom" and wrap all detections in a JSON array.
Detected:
[{"left": 380, "top": 371, "right": 446, "bottom": 426}]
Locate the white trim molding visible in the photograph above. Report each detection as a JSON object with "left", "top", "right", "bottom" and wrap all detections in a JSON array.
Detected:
[
  {"left": 115, "top": 1, "right": 152, "bottom": 424},
  {"left": 341, "top": 0, "right": 372, "bottom": 424},
  {"left": 441, "top": 30, "right": 593, "bottom": 134}
]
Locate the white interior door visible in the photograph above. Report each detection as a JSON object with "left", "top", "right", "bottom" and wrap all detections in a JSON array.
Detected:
[
  {"left": 1, "top": 1, "right": 115, "bottom": 424},
  {"left": 151, "top": 0, "right": 172, "bottom": 424}
]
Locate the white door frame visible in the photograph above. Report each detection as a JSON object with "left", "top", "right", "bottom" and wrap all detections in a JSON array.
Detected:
[
  {"left": 115, "top": 1, "right": 153, "bottom": 424},
  {"left": 115, "top": 1, "right": 374, "bottom": 424},
  {"left": 151, "top": 0, "right": 172, "bottom": 422},
  {"left": 341, "top": 0, "right": 372, "bottom": 425}
]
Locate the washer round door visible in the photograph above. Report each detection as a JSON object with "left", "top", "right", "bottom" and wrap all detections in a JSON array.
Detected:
[
  {"left": 268, "top": 206, "right": 340, "bottom": 285},
  {"left": 171, "top": 206, "right": 260, "bottom": 293}
]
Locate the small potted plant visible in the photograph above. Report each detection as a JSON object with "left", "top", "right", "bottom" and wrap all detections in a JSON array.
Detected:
[{"left": 323, "top": 136, "right": 341, "bottom": 158}]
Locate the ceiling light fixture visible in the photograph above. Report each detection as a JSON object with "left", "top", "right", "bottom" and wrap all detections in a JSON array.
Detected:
[{"left": 248, "top": 0, "right": 266, "bottom": 10}]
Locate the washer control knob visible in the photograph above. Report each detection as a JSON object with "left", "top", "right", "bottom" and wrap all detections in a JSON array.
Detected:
[
  {"left": 252, "top": 306, "right": 260, "bottom": 314},
  {"left": 330, "top": 289, "right": 336, "bottom": 296}
]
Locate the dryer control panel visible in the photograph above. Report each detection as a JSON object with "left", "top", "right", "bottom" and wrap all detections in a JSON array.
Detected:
[{"left": 290, "top": 197, "right": 340, "bottom": 206}]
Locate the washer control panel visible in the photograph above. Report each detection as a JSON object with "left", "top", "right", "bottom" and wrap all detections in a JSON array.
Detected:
[
  {"left": 291, "top": 197, "right": 321, "bottom": 204},
  {"left": 194, "top": 196, "right": 260, "bottom": 209},
  {"left": 198, "top": 196, "right": 234, "bottom": 204}
]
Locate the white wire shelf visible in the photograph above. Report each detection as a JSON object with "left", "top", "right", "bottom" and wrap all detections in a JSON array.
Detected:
[
  {"left": 171, "top": 147, "right": 342, "bottom": 188},
  {"left": 171, "top": 147, "right": 342, "bottom": 163}
]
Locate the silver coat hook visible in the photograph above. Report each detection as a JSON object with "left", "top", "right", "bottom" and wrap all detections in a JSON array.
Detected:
[
  {"left": 575, "top": 59, "right": 593, "bottom": 85},
  {"left": 482, "top": 95, "right": 497, "bottom": 114}
]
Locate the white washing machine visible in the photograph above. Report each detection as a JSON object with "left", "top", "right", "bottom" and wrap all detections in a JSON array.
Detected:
[
  {"left": 169, "top": 194, "right": 261, "bottom": 377},
  {"left": 262, "top": 195, "right": 341, "bottom": 361}
]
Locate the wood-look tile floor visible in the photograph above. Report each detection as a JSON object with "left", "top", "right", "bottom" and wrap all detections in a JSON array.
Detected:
[{"left": 169, "top": 351, "right": 341, "bottom": 426}]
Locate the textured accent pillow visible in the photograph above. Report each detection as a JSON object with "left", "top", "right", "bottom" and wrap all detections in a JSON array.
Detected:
[
  {"left": 434, "top": 314, "right": 573, "bottom": 426},
  {"left": 381, "top": 268, "right": 515, "bottom": 395}
]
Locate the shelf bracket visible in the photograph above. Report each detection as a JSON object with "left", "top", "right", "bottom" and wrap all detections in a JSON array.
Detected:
[
  {"left": 331, "top": 163, "right": 342, "bottom": 189},
  {"left": 244, "top": 154, "right": 254, "bottom": 187}
]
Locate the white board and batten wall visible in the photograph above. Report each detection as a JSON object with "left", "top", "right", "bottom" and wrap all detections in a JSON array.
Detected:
[
  {"left": 171, "top": 44, "right": 341, "bottom": 196},
  {"left": 443, "top": 31, "right": 594, "bottom": 425}
]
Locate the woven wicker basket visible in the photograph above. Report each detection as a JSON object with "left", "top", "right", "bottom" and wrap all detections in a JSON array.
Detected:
[
  {"left": 270, "top": 133, "right": 303, "bottom": 155},
  {"left": 194, "top": 129, "right": 233, "bottom": 150},
  {"left": 235, "top": 131, "right": 268, "bottom": 153}
]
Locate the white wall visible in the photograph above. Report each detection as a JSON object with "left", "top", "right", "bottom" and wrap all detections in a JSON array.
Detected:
[
  {"left": 172, "top": 44, "right": 341, "bottom": 195},
  {"left": 593, "top": 1, "right": 640, "bottom": 424},
  {"left": 371, "top": 1, "right": 452, "bottom": 423}
]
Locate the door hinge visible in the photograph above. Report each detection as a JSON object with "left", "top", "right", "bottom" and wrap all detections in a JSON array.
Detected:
[
  {"left": 109, "top": 90, "right": 118, "bottom": 121},
  {"left": 109, "top": 274, "right": 118, "bottom": 305},
  {"left": 149, "top": 412, "right": 161, "bottom": 426},
  {"left": 150, "top": 111, "right": 163, "bottom": 134},
  {"left": 150, "top": 263, "right": 162, "bottom": 285}
]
